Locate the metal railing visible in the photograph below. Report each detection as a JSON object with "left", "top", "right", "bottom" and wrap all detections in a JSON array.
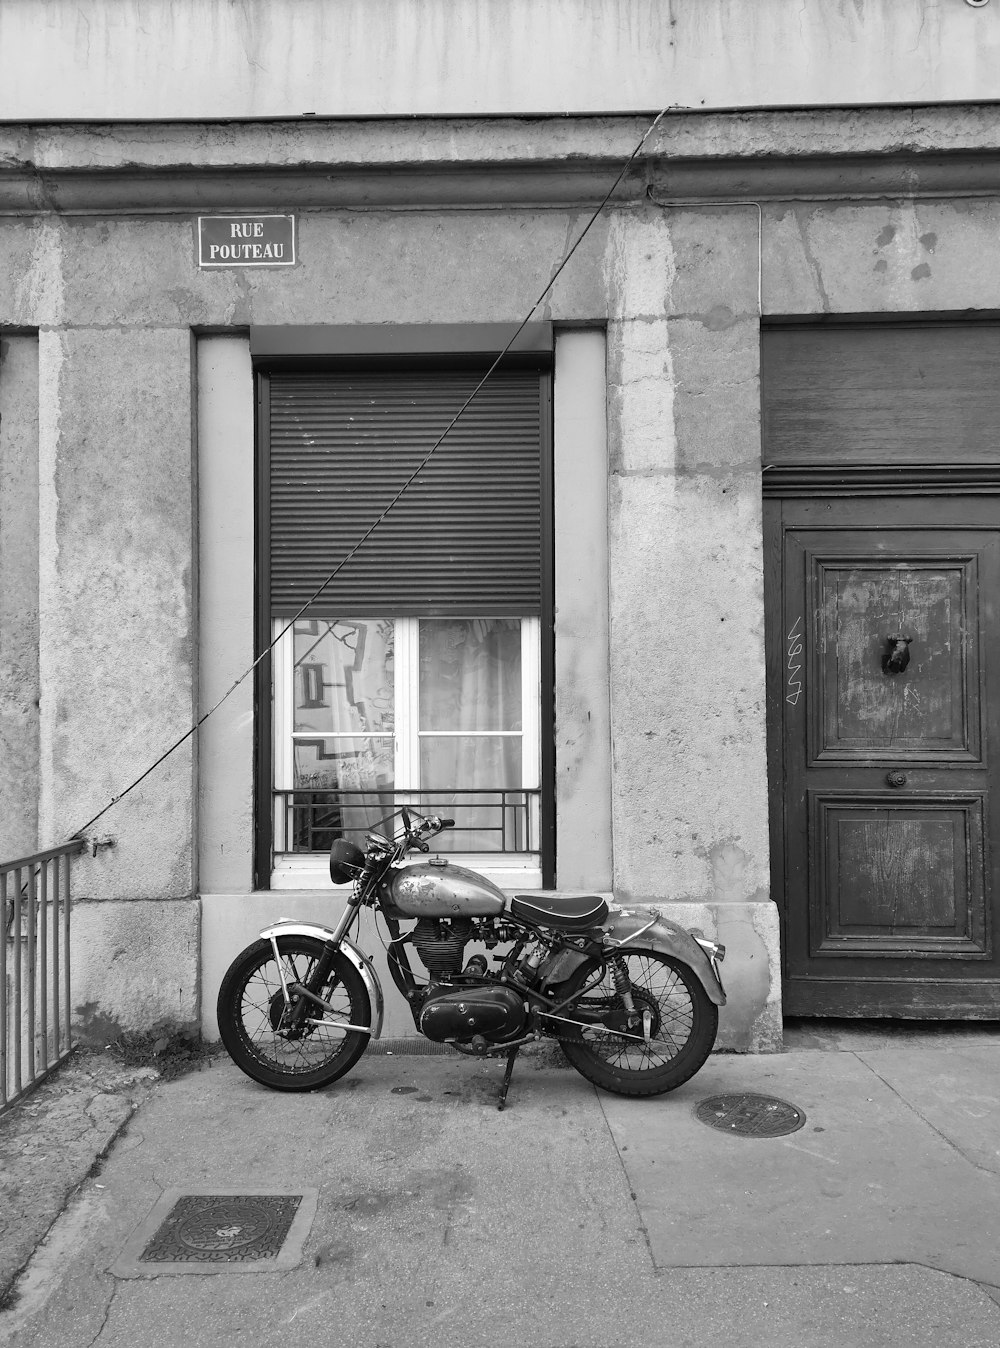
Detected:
[
  {"left": 1, "top": 839, "right": 85, "bottom": 1115},
  {"left": 274, "top": 788, "right": 541, "bottom": 857}
]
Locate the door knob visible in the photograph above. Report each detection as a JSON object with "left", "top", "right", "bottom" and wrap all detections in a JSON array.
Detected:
[
  {"left": 886, "top": 771, "right": 907, "bottom": 788},
  {"left": 882, "top": 636, "right": 913, "bottom": 675}
]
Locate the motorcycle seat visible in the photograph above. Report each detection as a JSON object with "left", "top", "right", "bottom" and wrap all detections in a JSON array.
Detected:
[{"left": 510, "top": 891, "right": 609, "bottom": 930}]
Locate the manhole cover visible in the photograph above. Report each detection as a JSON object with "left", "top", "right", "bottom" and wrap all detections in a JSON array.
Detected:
[
  {"left": 140, "top": 1194, "right": 301, "bottom": 1263},
  {"left": 696, "top": 1093, "right": 806, "bottom": 1137},
  {"left": 112, "top": 1187, "right": 319, "bottom": 1278}
]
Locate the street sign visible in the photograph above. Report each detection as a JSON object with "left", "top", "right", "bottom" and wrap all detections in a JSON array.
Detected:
[{"left": 197, "top": 215, "right": 296, "bottom": 268}]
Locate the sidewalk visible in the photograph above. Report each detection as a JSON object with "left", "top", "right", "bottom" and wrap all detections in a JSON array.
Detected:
[{"left": 2, "top": 1024, "right": 1000, "bottom": 1348}]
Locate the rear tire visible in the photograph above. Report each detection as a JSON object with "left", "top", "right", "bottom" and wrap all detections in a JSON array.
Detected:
[
  {"left": 217, "top": 936, "right": 371, "bottom": 1092},
  {"left": 559, "top": 950, "right": 717, "bottom": 1097}
]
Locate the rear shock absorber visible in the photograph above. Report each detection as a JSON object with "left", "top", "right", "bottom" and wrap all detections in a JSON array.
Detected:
[{"left": 610, "top": 955, "right": 637, "bottom": 1019}]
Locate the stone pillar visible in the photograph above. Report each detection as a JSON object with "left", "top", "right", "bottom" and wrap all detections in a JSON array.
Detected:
[
  {"left": 0, "top": 334, "right": 40, "bottom": 858},
  {"left": 553, "top": 328, "right": 613, "bottom": 891},
  {"left": 604, "top": 205, "right": 781, "bottom": 1050},
  {"left": 37, "top": 326, "right": 200, "bottom": 1037},
  {"left": 196, "top": 335, "right": 255, "bottom": 896}
]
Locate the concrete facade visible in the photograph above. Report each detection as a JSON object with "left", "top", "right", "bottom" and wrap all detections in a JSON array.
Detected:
[
  {"left": 0, "top": 334, "right": 39, "bottom": 859},
  {"left": 2, "top": 6, "right": 1000, "bottom": 1051},
  {"left": 1, "top": 0, "right": 997, "bottom": 119}
]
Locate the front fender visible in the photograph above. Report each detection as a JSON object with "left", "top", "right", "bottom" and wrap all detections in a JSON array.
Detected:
[
  {"left": 259, "top": 920, "right": 385, "bottom": 1038},
  {"left": 600, "top": 905, "right": 727, "bottom": 1006}
]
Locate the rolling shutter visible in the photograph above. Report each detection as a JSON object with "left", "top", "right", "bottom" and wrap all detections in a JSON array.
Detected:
[{"left": 266, "top": 368, "right": 547, "bottom": 617}]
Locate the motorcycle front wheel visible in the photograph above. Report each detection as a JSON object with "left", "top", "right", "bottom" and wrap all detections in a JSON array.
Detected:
[
  {"left": 217, "top": 936, "right": 371, "bottom": 1092},
  {"left": 558, "top": 950, "right": 717, "bottom": 1097}
]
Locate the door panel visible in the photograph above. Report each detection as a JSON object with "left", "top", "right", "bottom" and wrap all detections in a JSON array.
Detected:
[
  {"left": 810, "top": 794, "right": 986, "bottom": 956},
  {"left": 813, "top": 559, "right": 979, "bottom": 760},
  {"left": 768, "top": 497, "right": 1000, "bottom": 1017}
]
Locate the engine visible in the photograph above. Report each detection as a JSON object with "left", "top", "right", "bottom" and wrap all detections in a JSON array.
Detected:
[
  {"left": 419, "top": 984, "right": 527, "bottom": 1045},
  {"left": 410, "top": 916, "right": 473, "bottom": 976},
  {"left": 409, "top": 916, "right": 528, "bottom": 1045}
]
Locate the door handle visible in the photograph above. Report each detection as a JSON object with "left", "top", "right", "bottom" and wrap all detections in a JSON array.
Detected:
[
  {"left": 886, "top": 771, "right": 907, "bottom": 788},
  {"left": 882, "top": 636, "right": 913, "bottom": 675}
]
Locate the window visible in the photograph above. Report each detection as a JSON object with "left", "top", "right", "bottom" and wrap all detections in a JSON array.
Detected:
[
  {"left": 254, "top": 327, "right": 553, "bottom": 888},
  {"left": 272, "top": 615, "right": 540, "bottom": 867}
]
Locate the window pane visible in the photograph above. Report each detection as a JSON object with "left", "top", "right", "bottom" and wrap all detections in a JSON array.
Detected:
[
  {"left": 419, "top": 735, "right": 523, "bottom": 852},
  {"left": 290, "top": 736, "right": 394, "bottom": 852},
  {"left": 419, "top": 735, "right": 520, "bottom": 791},
  {"left": 294, "top": 737, "right": 394, "bottom": 791},
  {"left": 419, "top": 619, "right": 521, "bottom": 732},
  {"left": 292, "top": 619, "right": 394, "bottom": 736}
]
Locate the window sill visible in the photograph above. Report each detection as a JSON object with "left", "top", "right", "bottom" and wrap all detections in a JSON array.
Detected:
[{"left": 271, "top": 854, "right": 543, "bottom": 892}]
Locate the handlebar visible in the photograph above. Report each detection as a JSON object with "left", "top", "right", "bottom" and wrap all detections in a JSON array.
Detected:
[
  {"left": 362, "top": 812, "right": 456, "bottom": 865},
  {"left": 416, "top": 814, "right": 455, "bottom": 836},
  {"left": 402, "top": 812, "right": 455, "bottom": 842}
]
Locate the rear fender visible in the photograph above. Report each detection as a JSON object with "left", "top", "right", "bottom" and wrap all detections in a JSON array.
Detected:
[
  {"left": 259, "top": 920, "right": 385, "bottom": 1038},
  {"left": 541, "top": 906, "right": 726, "bottom": 1007},
  {"left": 602, "top": 905, "right": 726, "bottom": 1005}
]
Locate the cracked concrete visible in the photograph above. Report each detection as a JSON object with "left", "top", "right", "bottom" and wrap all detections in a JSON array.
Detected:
[
  {"left": 0, "top": 1053, "right": 156, "bottom": 1306},
  {"left": 3, "top": 1032, "right": 1000, "bottom": 1346},
  {"left": 83, "top": 1280, "right": 117, "bottom": 1348}
]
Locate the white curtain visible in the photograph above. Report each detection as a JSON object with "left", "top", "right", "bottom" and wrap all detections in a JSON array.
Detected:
[{"left": 419, "top": 618, "right": 522, "bottom": 851}]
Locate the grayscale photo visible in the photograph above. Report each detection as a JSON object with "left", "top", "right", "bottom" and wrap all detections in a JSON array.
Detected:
[{"left": 1, "top": 2, "right": 999, "bottom": 1344}]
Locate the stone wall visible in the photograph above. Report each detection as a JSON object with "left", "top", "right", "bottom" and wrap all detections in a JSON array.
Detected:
[{"left": 0, "top": 334, "right": 39, "bottom": 859}]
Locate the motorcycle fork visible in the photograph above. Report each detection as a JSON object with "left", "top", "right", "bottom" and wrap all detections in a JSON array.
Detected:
[{"left": 272, "top": 893, "right": 363, "bottom": 1028}]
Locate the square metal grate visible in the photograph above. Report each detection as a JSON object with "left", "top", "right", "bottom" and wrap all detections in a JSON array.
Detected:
[
  {"left": 112, "top": 1187, "right": 318, "bottom": 1278},
  {"left": 140, "top": 1194, "right": 302, "bottom": 1263}
]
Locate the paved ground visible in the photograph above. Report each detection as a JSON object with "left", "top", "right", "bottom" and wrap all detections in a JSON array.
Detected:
[
  {"left": 0, "top": 1054, "right": 158, "bottom": 1306},
  {"left": 2, "top": 1023, "right": 1000, "bottom": 1347}
]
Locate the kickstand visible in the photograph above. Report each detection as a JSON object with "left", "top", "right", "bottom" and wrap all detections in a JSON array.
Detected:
[{"left": 497, "top": 1044, "right": 520, "bottom": 1112}]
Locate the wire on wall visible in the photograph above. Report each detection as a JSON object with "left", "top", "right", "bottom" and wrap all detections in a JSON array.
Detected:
[
  {"left": 69, "top": 108, "right": 671, "bottom": 845},
  {"left": 646, "top": 186, "right": 763, "bottom": 317}
]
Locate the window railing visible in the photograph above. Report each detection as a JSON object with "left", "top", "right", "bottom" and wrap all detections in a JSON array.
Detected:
[
  {"left": 273, "top": 788, "right": 541, "bottom": 858},
  {"left": 2, "top": 840, "right": 85, "bottom": 1115}
]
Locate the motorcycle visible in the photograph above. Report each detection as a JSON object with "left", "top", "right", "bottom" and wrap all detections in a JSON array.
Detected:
[{"left": 217, "top": 810, "right": 726, "bottom": 1110}]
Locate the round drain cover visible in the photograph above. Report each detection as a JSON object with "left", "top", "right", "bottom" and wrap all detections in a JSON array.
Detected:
[{"left": 696, "top": 1092, "right": 806, "bottom": 1137}]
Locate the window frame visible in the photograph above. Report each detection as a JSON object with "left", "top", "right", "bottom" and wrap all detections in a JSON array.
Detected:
[
  {"left": 270, "top": 615, "right": 542, "bottom": 886},
  {"left": 252, "top": 327, "right": 555, "bottom": 889}
]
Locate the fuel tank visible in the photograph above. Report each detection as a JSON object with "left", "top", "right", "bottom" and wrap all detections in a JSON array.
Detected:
[{"left": 386, "top": 859, "right": 506, "bottom": 918}]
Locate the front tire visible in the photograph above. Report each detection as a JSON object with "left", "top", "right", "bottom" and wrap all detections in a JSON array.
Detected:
[
  {"left": 217, "top": 936, "right": 371, "bottom": 1092},
  {"left": 559, "top": 949, "right": 717, "bottom": 1097}
]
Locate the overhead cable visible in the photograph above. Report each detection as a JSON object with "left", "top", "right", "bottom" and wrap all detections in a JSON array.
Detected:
[{"left": 70, "top": 109, "right": 668, "bottom": 843}]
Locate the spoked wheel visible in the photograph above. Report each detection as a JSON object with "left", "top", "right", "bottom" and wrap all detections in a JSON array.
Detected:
[
  {"left": 217, "top": 936, "right": 371, "bottom": 1092},
  {"left": 559, "top": 949, "right": 718, "bottom": 1097}
]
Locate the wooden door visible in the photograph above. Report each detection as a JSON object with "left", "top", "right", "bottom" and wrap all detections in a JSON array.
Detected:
[{"left": 766, "top": 496, "right": 1000, "bottom": 1017}]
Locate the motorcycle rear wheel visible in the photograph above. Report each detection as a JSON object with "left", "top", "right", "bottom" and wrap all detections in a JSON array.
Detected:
[
  {"left": 217, "top": 936, "right": 371, "bottom": 1092},
  {"left": 559, "top": 950, "right": 717, "bottom": 1097}
]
